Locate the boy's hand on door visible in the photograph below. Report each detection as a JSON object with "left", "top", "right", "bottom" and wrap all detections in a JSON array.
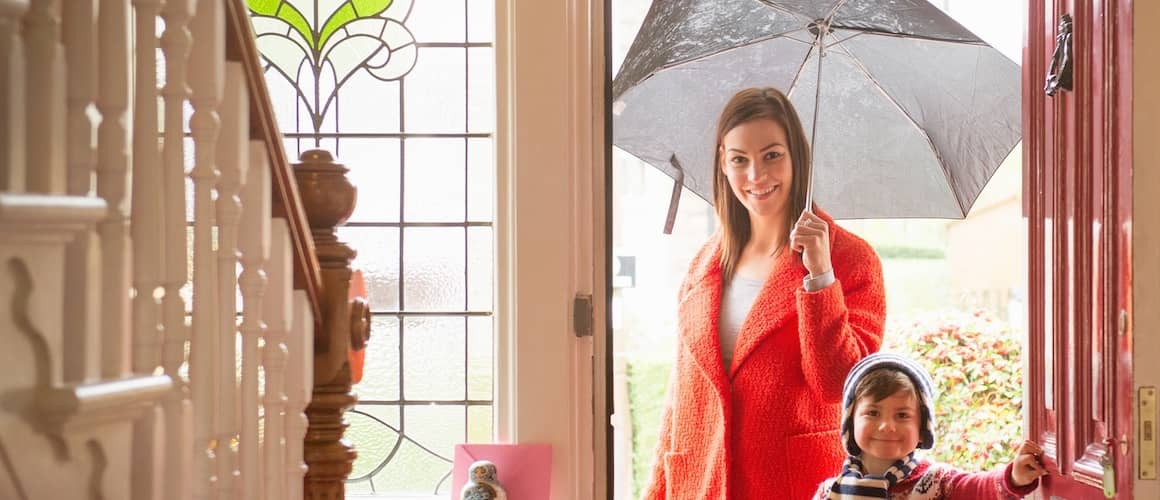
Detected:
[{"left": 1010, "top": 440, "right": 1051, "bottom": 487}]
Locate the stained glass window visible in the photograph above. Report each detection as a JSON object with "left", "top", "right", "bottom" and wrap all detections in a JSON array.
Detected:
[{"left": 247, "top": 0, "right": 496, "bottom": 495}]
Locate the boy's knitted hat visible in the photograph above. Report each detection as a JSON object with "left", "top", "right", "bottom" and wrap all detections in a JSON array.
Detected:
[{"left": 840, "top": 352, "right": 936, "bottom": 456}]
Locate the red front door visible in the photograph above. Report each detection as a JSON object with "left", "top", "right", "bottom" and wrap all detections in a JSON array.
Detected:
[{"left": 1024, "top": 0, "right": 1134, "bottom": 498}]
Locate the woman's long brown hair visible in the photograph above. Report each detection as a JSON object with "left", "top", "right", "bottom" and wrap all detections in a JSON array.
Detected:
[{"left": 712, "top": 87, "right": 812, "bottom": 282}]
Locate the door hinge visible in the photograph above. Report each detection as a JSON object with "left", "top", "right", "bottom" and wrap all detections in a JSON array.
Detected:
[{"left": 573, "top": 293, "right": 593, "bottom": 337}]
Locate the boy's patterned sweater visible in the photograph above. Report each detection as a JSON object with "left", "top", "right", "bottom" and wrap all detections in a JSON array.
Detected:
[{"left": 813, "top": 458, "right": 1039, "bottom": 500}]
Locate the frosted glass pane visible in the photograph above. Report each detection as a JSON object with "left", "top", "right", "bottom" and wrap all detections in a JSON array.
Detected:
[
  {"left": 406, "top": 0, "right": 466, "bottom": 43},
  {"left": 354, "top": 316, "right": 400, "bottom": 400},
  {"left": 467, "top": 316, "right": 492, "bottom": 400},
  {"left": 264, "top": 66, "right": 300, "bottom": 133},
  {"left": 467, "top": 405, "right": 492, "bottom": 443},
  {"left": 347, "top": 407, "right": 401, "bottom": 480},
  {"left": 467, "top": 0, "right": 495, "bottom": 43},
  {"left": 403, "top": 228, "right": 465, "bottom": 311},
  {"left": 345, "top": 481, "right": 373, "bottom": 495},
  {"left": 467, "top": 227, "right": 492, "bottom": 311},
  {"left": 467, "top": 48, "right": 494, "bottom": 133},
  {"left": 338, "top": 226, "right": 400, "bottom": 311},
  {"left": 403, "top": 138, "right": 466, "bottom": 222},
  {"left": 282, "top": 138, "right": 300, "bottom": 163},
  {"left": 369, "top": 434, "right": 452, "bottom": 495},
  {"left": 340, "top": 138, "right": 401, "bottom": 223},
  {"left": 466, "top": 138, "right": 493, "bottom": 222},
  {"left": 337, "top": 72, "right": 401, "bottom": 133},
  {"left": 404, "top": 48, "right": 466, "bottom": 133},
  {"left": 405, "top": 404, "right": 465, "bottom": 458},
  {"left": 402, "top": 316, "right": 465, "bottom": 399}
]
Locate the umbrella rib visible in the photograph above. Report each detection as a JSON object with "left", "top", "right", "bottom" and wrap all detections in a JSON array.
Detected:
[
  {"left": 644, "top": 26, "right": 814, "bottom": 78},
  {"left": 825, "top": 31, "right": 865, "bottom": 50},
  {"left": 829, "top": 27, "right": 987, "bottom": 47},
  {"left": 833, "top": 44, "right": 967, "bottom": 217},
  {"left": 824, "top": 0, "right": 852, "bottom": 24},
  {"left": 785, "top": 42, "right": 816, "bottom": 99}
]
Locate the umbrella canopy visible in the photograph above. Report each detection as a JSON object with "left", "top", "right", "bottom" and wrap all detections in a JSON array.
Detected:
[{"left": 612, "top": 0, "right": 1021, "bottom": 220}]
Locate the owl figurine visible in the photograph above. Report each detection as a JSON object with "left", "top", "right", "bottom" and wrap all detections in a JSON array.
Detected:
[{"left": 460, "top": 460, "right": 508, "bottom": 500}]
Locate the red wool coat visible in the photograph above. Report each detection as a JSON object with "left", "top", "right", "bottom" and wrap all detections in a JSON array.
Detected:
[{"left": 641, "top": 213, "right": 886, "bottom": 500}]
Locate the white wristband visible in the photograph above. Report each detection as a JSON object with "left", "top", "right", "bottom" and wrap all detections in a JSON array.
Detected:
[{"left": 803, "top": 270, "right": 835, "bottom": 292}]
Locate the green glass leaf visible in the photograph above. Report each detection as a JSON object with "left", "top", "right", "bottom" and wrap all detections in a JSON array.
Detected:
[
  {"left": 319, "top": 0, "right": 393, "bottom": 52},
  {"left": 248, "top": 0, "right": 316, "bottom": 51}
]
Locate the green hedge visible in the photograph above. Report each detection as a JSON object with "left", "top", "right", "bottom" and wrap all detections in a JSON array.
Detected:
[
  {"left": 882, "top": 310, "right": 1024, "bottom": 471},
  {"left": 874, "top": 245, "right": 945, "bottom": 260},
  {"left": 627, "top": 360, "right": 670, "bottom": 499}
]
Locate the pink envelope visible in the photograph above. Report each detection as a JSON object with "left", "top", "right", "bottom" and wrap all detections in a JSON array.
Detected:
[{"left": 451, "top": 443, "right": 552, "bottom": 499}]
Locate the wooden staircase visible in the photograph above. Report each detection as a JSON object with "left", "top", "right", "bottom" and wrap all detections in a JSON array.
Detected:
[{"left": 0, "top": 1, "right": 367, "bottom": 498}]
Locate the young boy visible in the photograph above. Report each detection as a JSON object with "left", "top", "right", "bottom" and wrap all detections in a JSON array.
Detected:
[{"left": 815, "top": 352, "right": 1049, "bottom": 499}]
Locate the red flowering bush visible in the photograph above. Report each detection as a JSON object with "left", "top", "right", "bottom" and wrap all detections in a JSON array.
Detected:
[{"left": 882, "top": 310, "right": 1024, "bottom": 471}]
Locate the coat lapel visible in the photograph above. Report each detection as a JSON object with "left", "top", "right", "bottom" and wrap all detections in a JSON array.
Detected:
[
  {"left": 729, "top": 248, "right": 808, "bottom": 377},
  {"left": 676, "top": 238, "right": 730, "bottom": 399}
]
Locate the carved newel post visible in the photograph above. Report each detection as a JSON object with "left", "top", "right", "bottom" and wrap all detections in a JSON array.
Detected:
[{"left": 294, "top": 149, "right": 369, "bottom": 500}]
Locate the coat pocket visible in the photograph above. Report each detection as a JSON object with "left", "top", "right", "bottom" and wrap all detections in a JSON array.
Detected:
[{"left": 785, "top": 429, "right": 844, "bottom": 500}]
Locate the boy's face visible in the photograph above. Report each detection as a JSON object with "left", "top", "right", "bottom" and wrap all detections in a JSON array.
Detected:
[{"left": 853, "top": 389, "right": 921, "bottom": 463}]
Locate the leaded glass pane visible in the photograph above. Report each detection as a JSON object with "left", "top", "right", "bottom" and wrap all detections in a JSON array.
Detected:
[
  {"left": 342, "top": 138, "right": 402, "bottom": 223},
  {"left": 355, "top": 316, "right": 400, "bottom": 400},
  {"left": 468, "top": 48, "right": 495, "bottom": 133},
  {"left": 402, "top": 316, "right": 466, "bottom": 400},
  {"left": 467, "top": 316, "right": 493, "bottom": 400},
  {"left": 467, "top": 227, "right": 493, "bottom": 311},
  {"left": 373, "top": 423, "right": 456, "bottom": 495},
  {"left": 467, "top": 0, "right": 495, "bottom": 43},
  {"left": 467, "top": 138, "right": 494, "bottom": 221},
  {"left": 338, "top": 226, "right": 401, "bottom": 311},
  {"left": 467, "top": 405, "right": 493, "bottom": 443},
  {"left": 403, "top": 227, "right": 466, "bottom": 311},
  {"left": 406, "top": 0, "right": 467, "bottom": 43},
  {"left": 404, "top": 138, "right": 466, "bottom": 222},
  {"left": 337, "top": 72, "right": 402, "bottom": 133},
  {"left": 404, "top": 48, "right": 467, "bottom": 133},
  {"left": 348, "top": 407, "right": 401, "bottom": 481}
]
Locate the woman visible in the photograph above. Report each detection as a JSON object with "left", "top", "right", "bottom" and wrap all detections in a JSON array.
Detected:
[{"left": 640, "top": 87, "right": 887, "bottom": 500}]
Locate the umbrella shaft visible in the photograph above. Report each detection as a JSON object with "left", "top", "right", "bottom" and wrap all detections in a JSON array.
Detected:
[{"left": 806, "top": 21, "right": 828, "bottom": 214}]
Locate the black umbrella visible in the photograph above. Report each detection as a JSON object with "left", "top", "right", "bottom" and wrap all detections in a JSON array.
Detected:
[{"left": 613, "top": 0, "right": 1021, "bottom": 231}]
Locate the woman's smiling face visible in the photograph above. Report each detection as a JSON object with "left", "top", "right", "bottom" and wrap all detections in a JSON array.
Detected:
[{"left": 720, "top": 118, "right": 794, "bottom": 220}]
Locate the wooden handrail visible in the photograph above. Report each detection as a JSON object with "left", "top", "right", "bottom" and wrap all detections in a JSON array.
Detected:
[{"left": 222, "top": 0, "right": 323, "bottom": 330}]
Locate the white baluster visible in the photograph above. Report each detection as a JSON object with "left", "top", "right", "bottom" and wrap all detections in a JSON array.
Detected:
[
  {"left": 130, "top": 1, "right": 165, "bottom": 498},
  {"left": 160, "top": 0, "right": 195, "bottom": 498},
  {"left": 238, "top": 142, "right": 270, "bottom": 500},
  {"left": 61, "top": 0, "right": 100, "bottom": 384},
  {"left": 215, "top": 61, "right": 249, "bottom": 500},
  {"left": 264, "top": 218, "right": 291, "bottom": 500},
  {"left": 131, "top": 0, "right": 163, "bottom": 379},
  {"left": 0, "top": 0, "right": 28, "bottom": 192},
  {"left": 96, "top": 0, "right": 132, "bottom": 378},
  {"left": 23, "top": 0, "right": 65, "bottom": 194},
  {"left": 286, "top": 288, "right": 314, "bottom": 500},
  {"left": 189, "top": 0, "right": 223, "bottom": 496}
]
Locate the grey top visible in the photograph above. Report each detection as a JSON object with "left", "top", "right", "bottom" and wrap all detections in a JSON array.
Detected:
[{"left": 718, "top": 270, "right": 835, "bottom": 371}]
